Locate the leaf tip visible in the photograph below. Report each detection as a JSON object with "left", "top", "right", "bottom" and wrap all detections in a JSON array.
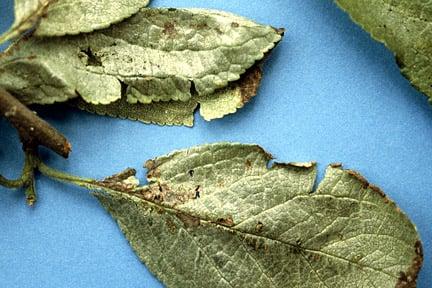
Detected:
[{"left": 274, "top": 27, "right": 286, "bottom": 36}]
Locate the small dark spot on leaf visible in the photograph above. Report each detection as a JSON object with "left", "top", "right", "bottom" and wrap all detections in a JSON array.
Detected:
[
  {"left": 289, "top": 239, "right": 303, "bottom": 254},
  {"left": 188, "top": 169, "right": 194, "bottom": 177},
  {"left": 165, "top": 218, "right": 177, "bottom": 234},
  {"left": 255, "top": 221, "right": 264, "bottom": 233},
  {"left": 231, "top": 22, "right": 239, "bottom": 28},
  {"left": 194, "top": 186, "right": 201, "bottom": 199}
]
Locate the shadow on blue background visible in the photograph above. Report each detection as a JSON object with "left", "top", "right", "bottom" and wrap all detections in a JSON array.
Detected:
[{"left": 0, "top": 0, "right": 431, "bottom": 287}]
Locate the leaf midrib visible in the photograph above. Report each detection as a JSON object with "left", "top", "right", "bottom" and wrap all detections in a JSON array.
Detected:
[{"left": 102, "top": 186, "right": 404, "bottom": 281}]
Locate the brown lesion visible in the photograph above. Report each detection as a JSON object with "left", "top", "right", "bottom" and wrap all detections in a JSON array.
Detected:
[
  {"left": 346, "top": 169, "right": 370, "bottom": 189},
  {"left": 255, "top": 221, "right": 264, "bottom": 233},
  {"left": 133, "top": 182, "right": 198, "bottom": 207},
  {"left": 102, "top": 168, "right": 136, "bottom": 183},
  {"left": 245, "top": 159, "right": 252, "bottom": 170},
  {"left": 165, "top": 217, "right": 178, "bottom": 234},
  {"left": 238, "top": 65, "right": 263, "bottom": 104},
  {"left": 145, "top": 159, "right": 161, "bottom": 179},
  {"left": 346, "top": 169, "right": 392, "bottom": 201},
  {"left": 272, "top": 161, "right": 316, "bottom": 170},
  {"left": 163, "top": 22, "right": 177, "bottom": 37},
  {"left": 216, "top": 216, "right": 235, "bottom": 227},
  {"left": 396, "top": 240, "right": 423, "bottom": 288},
  {"left": 368, "top": 184, "right": 388, "bottom": 200},
  {"left": 330, "top": 162, "right": 343, "bottom": 168},
  {"left": 176, "top": 212, "right": 200, "bottom": 228}
]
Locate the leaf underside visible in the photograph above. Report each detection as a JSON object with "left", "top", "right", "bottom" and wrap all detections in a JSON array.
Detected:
[
  {"left": 0, "top": 8, "right": 282, "bottom": 106},
  {"left": 72, "top": 65, "right": 263, "bottom": 126},
  {"left": 95, "top": 143, "right": 423, "bottom": 288},
  {"left": 335, "top": 0, "right": 432, "bottom": 104}
]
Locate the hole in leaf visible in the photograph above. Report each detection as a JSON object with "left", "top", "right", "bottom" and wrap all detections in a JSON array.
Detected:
[
  {"left": 80, "top": 47, "right": 102, "bottom": 67},
  {"left": 188, "top": 169, "right": 194, "bottom": 177}
]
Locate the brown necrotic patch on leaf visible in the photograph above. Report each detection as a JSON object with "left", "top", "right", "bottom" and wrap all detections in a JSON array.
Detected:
[
  {"left": 272, "top": 161, "right": 317, "bottom": 170},
  {"left": 163, "top": 22, "right": 177, "bottom": 37},
  {"left": 346, "top": 169, "right": 371, "bottom": 189},
  {"left": 216, "top": 216, "right": 235, "bottom": 227},
  {"left": 176, "top": 212, "right": 200, "bottom": 228},
  {"left": 396, "top": 241, "right": 424, "bottom": 288},
  {"left": 239, "top": 65, "right": 263, "bottom": 104},
  {"left": 132, "top": 182, "right": 197, "bottom": 207},
  {"left": 102, "top": 168, "right": 137, "bottom": 183}
]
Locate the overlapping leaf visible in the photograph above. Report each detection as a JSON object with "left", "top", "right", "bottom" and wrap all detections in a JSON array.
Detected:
[
  {"left": 0, "top": 8, "right": 283, "bottom": 105},
  {"left": 35, "top": 0, "right": 150, "bottom": 37},
  {"left": 0, "top": 0, "right": 150, "bottom": 45},
  {"left": 94, "top": 143, "right": 423, "bottom": 288},
  {"left": 0, "top": 0, "right": 53, "bottom": 44},
  {"left": 72, "top": 65, "right": 263, "bottom": 126},
  {"left": 336, "top": 0, "right": 432, "bottom": 104}
]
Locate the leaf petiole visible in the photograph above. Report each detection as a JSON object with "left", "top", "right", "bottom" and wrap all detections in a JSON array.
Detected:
[{"left": 36, "top": 160, "right": 97, "bottom": 190}]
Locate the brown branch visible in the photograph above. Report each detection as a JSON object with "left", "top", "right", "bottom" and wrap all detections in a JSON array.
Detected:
[{"left": 0, "top": 88, "right": 71, "bottom": 158}]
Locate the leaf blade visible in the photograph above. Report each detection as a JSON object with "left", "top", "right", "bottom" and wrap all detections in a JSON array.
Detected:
[{"left": 95, "top": 143, "right": 422, "bottom": 288}]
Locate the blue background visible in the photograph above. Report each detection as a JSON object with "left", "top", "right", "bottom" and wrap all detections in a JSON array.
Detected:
[{"left": 0, "top": 0, "right": 431, "bottom": 287}]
